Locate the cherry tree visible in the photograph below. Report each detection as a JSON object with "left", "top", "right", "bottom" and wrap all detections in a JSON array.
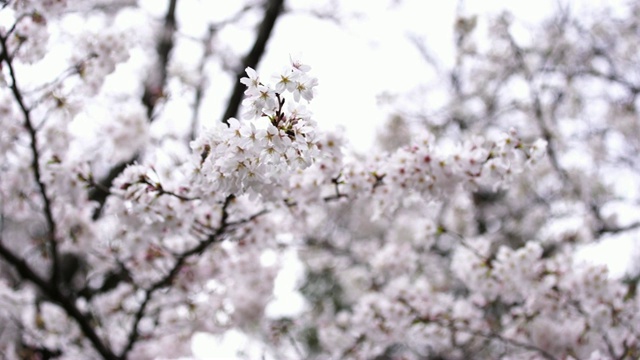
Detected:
[{"left": 0, "top": 0, "right": 639, "bottom": 359}]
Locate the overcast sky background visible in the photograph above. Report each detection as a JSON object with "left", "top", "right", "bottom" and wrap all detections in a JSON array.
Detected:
[
  {"left": 142, "top": 0, "right": 632, "bottom": 358},
  {"left": 137, "top": 0, "right": 616, "bottom": 151}
]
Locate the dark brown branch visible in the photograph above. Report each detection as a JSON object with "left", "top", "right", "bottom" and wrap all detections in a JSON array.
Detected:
[
  {"left": 597, "top": 221, "right": 640, "bottom": 236},
  {"left": 0, "top": 35, "right": 60, "bottom": 286},
  {"left": 119, "top": 195, "right": 236, "bottom": 358},
  {"left": 221, "top": 0, "right": 285, "bottom": 124},
  {"left": 0, "top": 27, "right": 121, "bottom": 360},
  {"left": 0, "top": 242, "right": 118, "bottom": 360},
  {"left": 88, "top": 161, "right": 130, "bottom": 219},
  {"left": 109, "top": 174, "right": 348, "bottom": 357},
  {"left": 78, "top": 262, "right": 132, "bottom": 300},
  {"left": 142, "top": 0, "right": 178, "bottom": 119}
]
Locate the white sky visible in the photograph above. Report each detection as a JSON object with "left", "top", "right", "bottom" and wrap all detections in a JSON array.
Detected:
[{"left": 258, "top": 0, "right": 615, "bottom": 150}]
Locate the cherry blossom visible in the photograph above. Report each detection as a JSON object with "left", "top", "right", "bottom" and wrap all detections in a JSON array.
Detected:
[{"left": 0, "top": 1, "right": 639, "bottom": 360}]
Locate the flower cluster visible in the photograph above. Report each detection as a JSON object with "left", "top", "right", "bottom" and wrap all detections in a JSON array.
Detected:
[
  {"left": 4, "top": 12, "right": 50, "bottom": 64},
  {"left": 12, "top": 0, "right": 69, "bottom": 16},
  {"left": 3, "top": 0, "right": 640, "bottom": 357},
  {"left": 335, "top": 128, "right": 546, "bottom": 217},
  {"left": 71, "top": 30, "right": 131, "bottom": 95},
  {"left": 191, "top": 59, "right": 320, "bottom": 199}
]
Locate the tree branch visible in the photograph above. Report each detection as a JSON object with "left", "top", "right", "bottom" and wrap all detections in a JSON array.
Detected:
[
  {"left": 221, "top": 0, "right": 285, "bottom": 124},
  {"left": 0, "top": 34, "right": 60, "bottom": 287},
  {"left": 142, "top": 0, "right": 178, "bottom": 119},
  {"left": 597, "top": 221, "right": 640, "bottom": 236},
  {"left": 119, "top": 195, "right": 236, "bottom": 358},
  {"left": 189, "top": 25, "right": 215, "bottom": 141},
  {"left": 0, "top": 241, "right": 118, "bottom": 360}
]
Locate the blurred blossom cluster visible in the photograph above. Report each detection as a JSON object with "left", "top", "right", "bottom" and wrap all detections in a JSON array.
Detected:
[{"left": 0, "top": 0, "right": 640, "bottom": 360}]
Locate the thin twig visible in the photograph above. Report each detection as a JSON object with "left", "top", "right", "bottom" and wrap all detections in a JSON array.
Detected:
[{"left": 0, "top": 34, "right": 60, "bottom": 286}]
